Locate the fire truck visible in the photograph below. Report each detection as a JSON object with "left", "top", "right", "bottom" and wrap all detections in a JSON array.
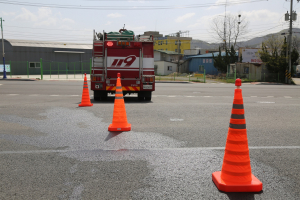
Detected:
[{"left": 91, "top": 28, "right": 155, "bottom": 101}]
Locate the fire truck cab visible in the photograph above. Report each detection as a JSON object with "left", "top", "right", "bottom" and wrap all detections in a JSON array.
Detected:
[{"left": 91, "top": 28, "right": 155, "bottom": 101}]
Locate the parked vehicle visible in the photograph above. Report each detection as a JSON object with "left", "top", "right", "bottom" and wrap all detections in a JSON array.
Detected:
[{"left": 91, "top": 28, "right": 155, "bottom": 101}]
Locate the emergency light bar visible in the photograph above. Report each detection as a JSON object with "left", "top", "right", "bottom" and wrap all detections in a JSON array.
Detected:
[{"left": 117, "top": 41, "right": 130, "bottom": 46}]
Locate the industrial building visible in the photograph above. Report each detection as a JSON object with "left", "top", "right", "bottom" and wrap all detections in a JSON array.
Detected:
[
  {"left": 188, "top": 52, "right": 226, "bottom": 75},
  {"left": 0, "top": 39, "right": 92, "bottom": 76}
]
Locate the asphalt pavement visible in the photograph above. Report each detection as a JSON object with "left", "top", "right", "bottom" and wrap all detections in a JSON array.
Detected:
[{"left": 0, "top": 79, "right": 299, "bottom": 199}]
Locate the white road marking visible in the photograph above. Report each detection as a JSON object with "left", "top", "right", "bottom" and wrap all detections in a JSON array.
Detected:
[
  {"left": 50, "top": 95, "right": 60, "bottom": 96},
  {"left": 69, "top": 95, "right": 80, "bottom": 97},
  {"left": 257, "top": 101, "right": 275, "bottom": 104},
  {"left": 284, "top": 96, "right": 292, "bottom": 98},
  {"left": 185, "top": 96, "right": 195, "bottom": 97},
  {"left": 8, "top": 94, "right": 19, "bottom": 96},
  {"left": 203, "top": 96, "right": 212, "bottom": 97},
  {"left": 170, "top": 118, "right": 184, "bottom": 122},
  {"left": 168, "top": 96, "right": 176, "bottom": 97},
  {"left": 267, "top": 96, "right": 274, "bottom": 97}
]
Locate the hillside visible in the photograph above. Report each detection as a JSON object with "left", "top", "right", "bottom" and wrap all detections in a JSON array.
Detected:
[{"left": 191, "top": 28, "right": 300, "bottom": 50}]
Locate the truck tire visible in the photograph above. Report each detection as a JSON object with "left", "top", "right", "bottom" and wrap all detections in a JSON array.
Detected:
[
  {"left": 138, "top": 92, "right": 145, "bottom": 101},
  {"left": 100, "top": 91, "right": 107, "bottom": 100},
  {"left": 145, "top": 91, "right": 152, "bottom": 101},
  {"left": 94, "top": 91, "right": 100, "bottom": 101}
]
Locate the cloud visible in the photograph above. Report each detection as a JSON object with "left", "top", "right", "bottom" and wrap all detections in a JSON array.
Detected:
[
  {"left": 63, "top": 18, "right": 75, "bottom": 24},
  {"left": 105, "top": 21, "right": 112, "bottom": 25},
  {"left": 126, "top": 25, "right": 147, "bottom": 31},
  {"left": 15, "top": 8, "right": 37, "bottom": 21},
  {"left": 175, "top": 13, "right": 195, "bottom": 23},
  {"left": 13, "top": 7, "right": 75, "bottom": 27},
  {"left": 107, "top": 13, "right": 124, "bottom": 18},
  {"left": 128, "top": 0, "right": 146, "bottom": 3},
  {"left": 242, "top": 9, "right": 282, "bottom": 23},
  {"left": 2, "top": 11, "right": 16, "bottom": 16}
]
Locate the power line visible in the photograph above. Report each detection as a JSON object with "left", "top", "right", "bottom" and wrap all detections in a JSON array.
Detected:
[
  {"left": 5, "top": 25, "right": 92, "bottom": 32},
  {"left": 0, "top": 0, "right": 268, "bottom": 10},
  {"left": 5, "top": 30, "right": 91, "bottom": 37}
]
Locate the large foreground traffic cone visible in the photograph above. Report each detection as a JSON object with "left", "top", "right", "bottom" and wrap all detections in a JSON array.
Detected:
[
  {"left": 78, "top": 73, "right": 93, "bottom": 107},
  {"left": 212, "top": 79, "right": 262, "bottom": 192},
  {"left": 108, "top": 73, "right": 131, "bottom": 131}
]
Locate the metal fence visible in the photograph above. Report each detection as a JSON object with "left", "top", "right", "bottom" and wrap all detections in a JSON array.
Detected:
[
  {"left": 1, "top": 59, "right": 92, "bottom": 80},
  {"left": 227, "top": 71, "right": 286, "bottom": 83},
  {"left": 155, "top": 70, "right": 206, "bottom": 83}
]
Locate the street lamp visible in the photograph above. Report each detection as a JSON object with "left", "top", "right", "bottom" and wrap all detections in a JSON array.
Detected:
[{"left": 0, "top": 17, "right": 6, "bottom": 79}]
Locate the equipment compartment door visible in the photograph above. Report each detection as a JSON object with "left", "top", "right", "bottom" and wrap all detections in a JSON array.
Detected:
[{"left": 106, "top": 48, "right": 140, "bottom": 79}]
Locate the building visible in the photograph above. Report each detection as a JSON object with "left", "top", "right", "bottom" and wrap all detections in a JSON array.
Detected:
[
  {"left": 154, "top": 50, "right": 181, "bottom": 75},
  {"left": 0, "top": 39, "right": 92, "bottom": 76},
  {"left": 143, "top": 31, "right": 163, "bottom": 38},
  {"left": 154, "top": 36, "right": 192, "bottom": 54},
  {"left": 188, "top": 52, "right": 235, "bottom": 75}
]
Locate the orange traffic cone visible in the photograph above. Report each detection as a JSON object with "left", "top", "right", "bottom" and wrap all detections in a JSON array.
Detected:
[
  {"left": 212, "top": 78, "right": 262, "bottom": 192},
  {"left": 108, "top": 73, "right": 131, "bottom": 131},
  {"left": 78, "top": 73, "right": 93, "bottom": 107}
]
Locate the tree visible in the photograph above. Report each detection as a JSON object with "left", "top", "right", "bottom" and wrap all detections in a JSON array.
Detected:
[
  {"left": 213, "top": 47, "right": 227, "bottom": 73},
  {"left": 213, "top": 45, "right": 238, "bottom": 73},
  {"left": 210, "top": 13, "right": 249, "bottom": 50},
  {"left": 258, "top": 35, "right": 299, "bottom": 81}
]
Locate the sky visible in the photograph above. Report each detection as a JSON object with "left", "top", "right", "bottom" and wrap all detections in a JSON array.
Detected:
[{"left": 0, "top": 0, "right": 300, "bottom": 44}]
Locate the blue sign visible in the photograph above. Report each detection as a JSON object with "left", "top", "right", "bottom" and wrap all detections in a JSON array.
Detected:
[{"left": 0, "top": 64, "right": 10, "bottom": 72}]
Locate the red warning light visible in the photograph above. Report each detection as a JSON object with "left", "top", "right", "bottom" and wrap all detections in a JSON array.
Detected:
[{"left": 107, "top": 41, "right": 113, "bottom": 47}]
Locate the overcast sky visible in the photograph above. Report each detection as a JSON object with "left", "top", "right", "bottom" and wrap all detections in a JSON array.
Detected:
[{"left": 0, "top": 0, "right": 299, "bottom": 44}]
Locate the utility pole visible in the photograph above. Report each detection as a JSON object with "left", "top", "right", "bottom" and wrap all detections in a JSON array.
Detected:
[
  {"left": 286, "top": 0, "right": 300, "bottom": 84},
  {"left": 223, "top": 0, "right": 227, "bottom": 50},
  {"left": 1, "top": 17, "right": 6, "bottom": 79},
  {"left": 288, "top": 0, "right": 293, "bottom": 84},
  {"left": 177, "top": 31, "right": 180, "bottom": 73}
]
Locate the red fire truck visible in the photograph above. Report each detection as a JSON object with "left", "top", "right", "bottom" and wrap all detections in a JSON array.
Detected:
[{"left": 91, "top": 28, "right": 155, "bottom": 101}]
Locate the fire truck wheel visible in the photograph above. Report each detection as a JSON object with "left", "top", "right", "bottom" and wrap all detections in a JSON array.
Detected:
[
  {"left": 138, "top": 92, "right": 145, "bottom": 101},
  {"left": 94, "top": 91, "right": 101, "bottom": 101},
  {"left": 100, "top": 91, "right": 107, "bottom": 100},
  {"left": 145, "top": 91, "right": 152, "bottom": 101}
]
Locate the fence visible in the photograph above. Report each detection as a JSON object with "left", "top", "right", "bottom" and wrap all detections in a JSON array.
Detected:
[
  {"left": 227, "top": 71, "right": 286, "bottom": 83},
  {"left": 155, "top": 70, "right": 206, "bottom": 83},
  {"left": 0, "top": 59, "right": 92, "bottom": 80}
]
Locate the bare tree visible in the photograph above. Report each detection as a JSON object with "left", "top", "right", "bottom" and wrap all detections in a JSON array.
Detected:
[
  {"left": 210, "top": 13, "right": 249, "bottom": 50},
  {"left": 292, "top": 35, "right": 300, "bottom": 52},
  {"left": 262, "top": 34, "right": 285, "bottom": 55}
]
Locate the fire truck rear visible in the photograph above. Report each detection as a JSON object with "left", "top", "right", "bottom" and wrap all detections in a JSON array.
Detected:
[{"left": 91, "top": 28, "right": 155, "bottom": 101}]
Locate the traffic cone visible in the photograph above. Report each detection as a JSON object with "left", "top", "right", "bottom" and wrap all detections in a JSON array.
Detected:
[
  {"left": 78, "top": 73, "right": 93, "bottom": 107},
  {"left": 108, "top": 73, "right": 131, "bottom": 131},
  {"left": 212, "top": 78, "right": 262, "bottom": 192}
]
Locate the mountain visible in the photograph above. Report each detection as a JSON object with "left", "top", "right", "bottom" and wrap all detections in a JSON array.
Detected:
[{"left": 191, "top": 28, "right": 300, "bottom": 50}]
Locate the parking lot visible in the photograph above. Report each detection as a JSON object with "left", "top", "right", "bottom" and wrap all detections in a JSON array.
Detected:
[{"left": 0, "top": 79, "right": 299, "bottom": 199}]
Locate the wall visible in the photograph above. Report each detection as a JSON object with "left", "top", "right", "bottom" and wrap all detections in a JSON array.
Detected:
[
  {"left": 154, "top": 51, "right": 161, "bottom": 61},
  {"left": 235, "top": 63, "right": 263, "bottom": 81},
  {"left": 188, "top": 57, "right": 218, "bottom": 75},
  {"left": 154, "top": 61, "right": 177, "bottom": 75},
  {"left": 0, "top": 40, "right": 92, "bottom": 75},
  {"left": 154, "top": 37, "right": 191, "bottom": 54}
]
